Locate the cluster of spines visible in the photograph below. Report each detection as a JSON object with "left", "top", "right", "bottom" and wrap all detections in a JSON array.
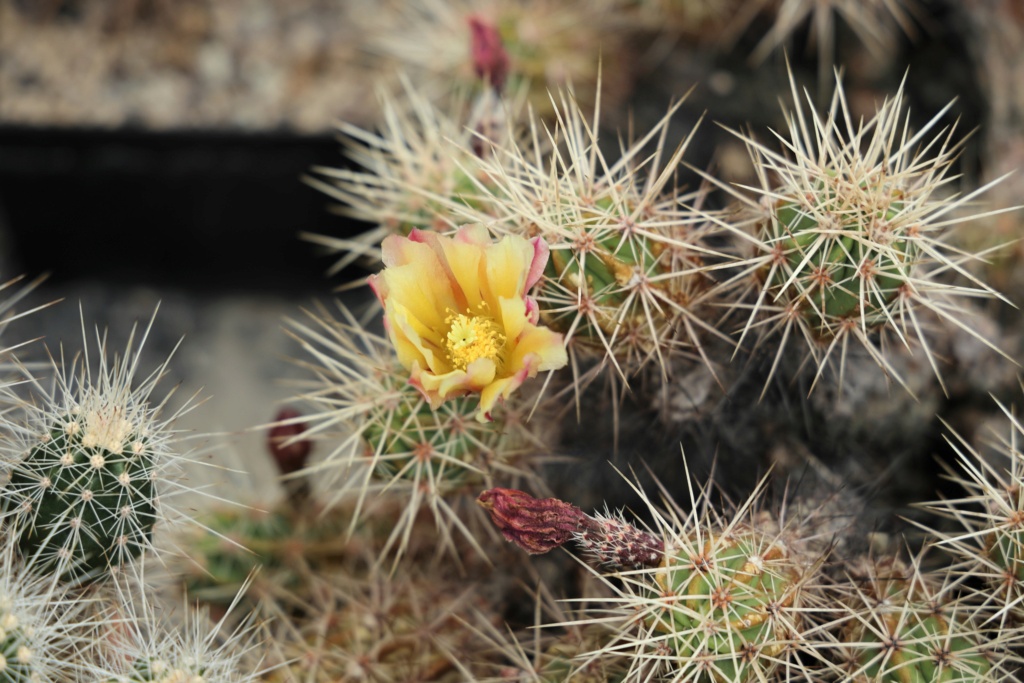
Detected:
[
  {"left": 831, "top": 552, "right": 1007, "bottom": 682},
  {"left": 304, "top": 81, "right": 518, "bottom": 274},
  {"left": 0, "top": 310, "right": 199, "bottom": 585},
  {"left": 709, "top": 66, "right": 1014, "bottom": 396},
  {"left": 472, "top": 88, "right": 739, "bottom": 392},
  {"left": 916, "top": 395, "right": 1024, "bottom": 626},
  {"left": 0, "top": 539, "right": 91, "bottom": 683}
]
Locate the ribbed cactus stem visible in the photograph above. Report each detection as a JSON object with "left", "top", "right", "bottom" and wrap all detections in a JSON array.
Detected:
[{"left": 8, "top": 412, "right": 156, "bottom": 578}]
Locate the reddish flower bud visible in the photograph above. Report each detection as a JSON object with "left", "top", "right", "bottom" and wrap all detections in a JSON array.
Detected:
[
  {"left": 477, "top": 488, "right": 586, "bottom": 554},
  {"left": 268, "top": 407, "right": 312, "bottom": 477},
  {"left": 468, "top": 15, "right": 509, "bottom": 91}
]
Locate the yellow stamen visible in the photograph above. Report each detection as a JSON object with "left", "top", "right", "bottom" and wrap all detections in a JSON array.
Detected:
[{"left": 445, "top": 307, "right": 505, "bottom": 371}]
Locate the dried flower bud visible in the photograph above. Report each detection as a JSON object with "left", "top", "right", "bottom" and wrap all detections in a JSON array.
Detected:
[
  {"left": 468, "top": 16, "right": 509, "bottom": 91},
  {"left": 477, "top": 488, "right": 585, "bottom": 554},
  {"left": 478, "top": 489, "right": 665, "bottom": 569},
  {"left": 268, "top": 407, "right": 312, "bottom": 477}
]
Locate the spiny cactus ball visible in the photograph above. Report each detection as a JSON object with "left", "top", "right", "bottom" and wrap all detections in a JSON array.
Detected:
[
  {"left": 638, "top": 529, "right": 808, "bottom": 682},
  {"left": 481, "top": 91, "right": 733, "bottom": 383},
  {"left": 726, "top": 68, "right": 1012, "bottom": 393},
  {"left": 837, "top": 555, "right": 1000, "bottom": 682},
  {"left": 0, "top": 313, "right": 195, "bottom": 582}
]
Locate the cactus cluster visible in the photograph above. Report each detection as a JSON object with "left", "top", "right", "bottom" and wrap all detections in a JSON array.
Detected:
[{"left": 6, "top": 1, "right": 1024, "bottom": 682}]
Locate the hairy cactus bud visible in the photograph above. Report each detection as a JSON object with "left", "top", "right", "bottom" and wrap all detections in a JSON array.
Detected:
[{"left": 477, "top": 488, "right": 663, "bottom": 565}]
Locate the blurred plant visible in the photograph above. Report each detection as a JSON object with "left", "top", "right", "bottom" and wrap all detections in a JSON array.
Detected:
[
  {"left": 714, "top": 66, "right": 1015, "bottom": 396},
  {"left": 0, "top": 308, "right": 202, "bottom": 583},
  {"left": 357, "top": 0, "right": 631, "bottom": 119},
  {"left": 172, "top": 504, "right": 353, "bottom": 611},
  {"left": 260, "top": 566, "right": 504, "bottom": 683},
  {"left": 748, "top": 0, "right": 923, "bottom": 67}
]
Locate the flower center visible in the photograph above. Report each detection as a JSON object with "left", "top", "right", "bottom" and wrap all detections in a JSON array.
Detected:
[{"left": 445, "top": 307, "right": 505, "bottom": 371}]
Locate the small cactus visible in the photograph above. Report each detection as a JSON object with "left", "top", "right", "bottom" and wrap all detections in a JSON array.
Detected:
[
  {"left": 94, "top": 580, "right": 262, "bottom": 683},
  {"left": 0, "top": 540, "right": 90, "bottom": 683},
  {"left": 285, "top": 301, "right": 551, "bottom": 564},
  {"left": 262, "top": 569, "right": 502, "bottom": 683},
  {"left": 835, "top": 553, "right": 1009, "bottom": 682},
  {"left": 479, "top": 469, "right": 830, "bottom": 682},
  {"left": 0, "top": 310, "right": 198, "bottom": 582},
  {"left": 304, "top": 79, "right": 521, "bottom": 274},
  {"left": 481, "top": 89, "right": 736, "bottom": 388},
  {"left": 718, "top": 66, "right": 1014, "bottom": 394},
  {"left": 917, "top": 396, "right": 1024, "bottom": 624},
  {"left": 176, "top": 505, "right": 351, "bottom": 609}
]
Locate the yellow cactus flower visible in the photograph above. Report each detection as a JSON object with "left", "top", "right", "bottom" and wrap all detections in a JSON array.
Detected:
[{"left": 369, "top": 225, "right": 567, "bottom": 421}]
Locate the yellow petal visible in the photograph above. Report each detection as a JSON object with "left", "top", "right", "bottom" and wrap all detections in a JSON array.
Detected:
[
  {"left": 508, "top": 325, "right": 568, "bottom": 372},
  {"left": 498, "top": 295, "right": 528, "bottom": 342},
  {"left": 382, "top": 260, "right": 457, "bottom": 332},
  {"left": 484, "top": 235, "right": 534, "bottom": 301}
]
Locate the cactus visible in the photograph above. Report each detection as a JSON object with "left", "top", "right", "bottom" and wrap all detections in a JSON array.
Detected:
[
  {"left": 478, "top": 470, "right": 830, "bottom": 683},
  {"left": 261, "top": 569, "right": 504, "bottom": 683},
  {"left": 480, "top": 89, "right": 736, "bottom": 388},
  {"left": 304, "top": 79, "right": 521, "bottom": 274},
  {"left": 0, "top": 311, "right": 197, "bottom": 582},
  {"left": 94, "top": 580, "right": 261, "bottom": 683},
  {"left": 0, "top": 540, "right": 89, "bottom": 683},
  {"left": 175, "top": 505, "right": 352, "bottom": 609},
  {"left": 357, "top": 0, "right": 629, "bottom": 121},
  {"left": 835, "top": 553, "right": 1009, "bottom": 682},
  {"left": 284, "top": 301, "right": 551, "bottom": 564},
  {"left": 717, "top": 67, "right": 1014, "bottom": 394},
  {"left": 916, "top": 397, "right": 1024, "bottom": 624}
]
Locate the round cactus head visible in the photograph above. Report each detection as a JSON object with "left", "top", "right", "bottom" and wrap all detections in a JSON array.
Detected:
[
  {"left": 766, "top": 182, "right": 915, "bottom": 338},
  {"left": 572, "top": 471, "right": 827, "bottom": 683},
  {"left": 638, "top": 529, "right": 805, "bottom": 682},
  {"left": 724, "top": 66, "right": 1012, "bottom": 394},
  {"left": 479, "top": 89, "right": 733, "bottom": 385},
  {"left": 0, "top": 311, "right": 197, "bottom": 583},
  {"left": 285, "top": 302, "right": 550, "bottom": 565},
  {"left": 7, "top": 405, "right": 158, "bottom": 580},
  {"left": 838, "top": 555, "right": 997, "bottom": 682}
]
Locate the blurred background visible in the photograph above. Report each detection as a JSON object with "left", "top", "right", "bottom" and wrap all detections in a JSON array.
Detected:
[{"left": 0, "top": 0, "right": 1020, "bottom": 486}]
